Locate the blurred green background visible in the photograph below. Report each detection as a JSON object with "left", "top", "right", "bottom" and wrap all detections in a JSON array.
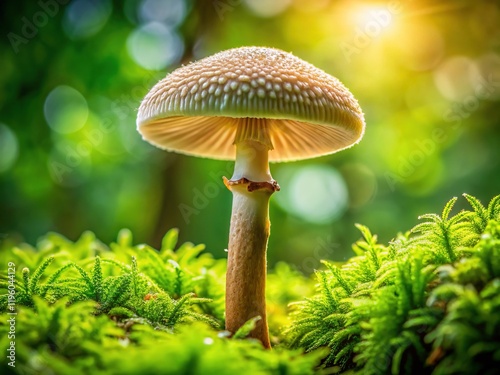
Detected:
[{"left": 1, "top": 0, "right": 499, "bottom": 272}]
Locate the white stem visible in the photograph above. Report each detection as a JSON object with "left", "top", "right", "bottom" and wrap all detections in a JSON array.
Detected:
[{"left": 232, "top": 140, "right": 273, "bottom": 183}]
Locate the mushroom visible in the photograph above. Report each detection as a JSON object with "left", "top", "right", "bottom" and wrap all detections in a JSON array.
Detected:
[{"left": 136, "top": 47, "right": 365, "bottom": 348}]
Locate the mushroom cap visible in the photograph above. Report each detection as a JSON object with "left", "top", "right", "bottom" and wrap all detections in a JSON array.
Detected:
[{"left": 137, "top": 47, "right": 365, "bottom": 162}]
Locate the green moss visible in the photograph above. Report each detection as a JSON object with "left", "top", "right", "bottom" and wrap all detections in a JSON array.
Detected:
[
  {"left": 1, "top": 194, "right": 499, "bottom": 374},
  {"left": 287, "top": 194, "right": 500, "bottom": 374}
]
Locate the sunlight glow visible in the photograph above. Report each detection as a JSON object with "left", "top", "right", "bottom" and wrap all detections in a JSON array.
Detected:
[{"left": 349, "top": 3, "right": 400, "bottom": 34}]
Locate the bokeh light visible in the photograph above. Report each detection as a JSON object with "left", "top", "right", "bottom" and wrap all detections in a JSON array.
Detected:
[
  {"left": 244, "top": 0, "right": 292, "bottom": 18},
  {"left": 63, "top": 0, "right": 112, "bottom": 39},
  {"left": 44, "top": 86, "right": 89, "bottom": 134},
  {"left": 433, "top": 56, "right": 483, "bottom": 101},
  {"left": 275, "top": 164, "right": 349, "bottom": 224},
  {"left": 127, "top": 22, "right": 184, "bottom": 70},
  {"left": 0, "top": 124, "right": 19, "bottom": 173},
  {"left": 138, "top": 0, "right": 186, "bottom": 26}
]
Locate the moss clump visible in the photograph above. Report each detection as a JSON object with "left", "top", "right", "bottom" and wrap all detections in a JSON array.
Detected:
[
  {"left": 1, "top": 194, "right": 499, "bottom": 374},
  {"left": 0, "top": 227, "right": 319, "bottom": 374},
  {"left": 287, "top": 194, "right": 500, "bottom": 374}
]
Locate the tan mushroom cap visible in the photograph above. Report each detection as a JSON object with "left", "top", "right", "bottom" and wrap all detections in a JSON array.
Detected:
[{"left": 137, "top": 47, "right": 365, "bottom": 162}]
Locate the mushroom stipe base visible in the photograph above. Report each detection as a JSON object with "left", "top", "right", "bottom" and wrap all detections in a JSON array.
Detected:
[{"left": 224, "top": 172, "right": 278, "bottom": 349}]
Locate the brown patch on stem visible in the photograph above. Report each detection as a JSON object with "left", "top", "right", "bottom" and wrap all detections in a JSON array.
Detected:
[{"left": 223, "top": 176, "right": 280, "bottom": 193}]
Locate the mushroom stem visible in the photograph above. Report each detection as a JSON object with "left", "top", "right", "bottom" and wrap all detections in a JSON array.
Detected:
[{"left": 225, "top": 139, "right": 278, "bottom": 348}]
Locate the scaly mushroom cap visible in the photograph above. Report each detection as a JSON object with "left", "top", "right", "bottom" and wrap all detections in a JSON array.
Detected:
[{"left": 137, "top": 47, "right": 365, "bottom": 162}]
